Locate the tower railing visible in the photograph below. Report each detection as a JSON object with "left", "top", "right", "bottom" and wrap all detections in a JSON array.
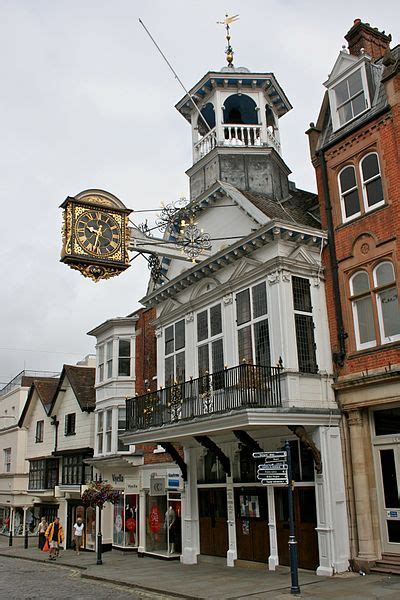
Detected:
[{"left": 126, "top": 363, "right": 282, "bottom": 431}]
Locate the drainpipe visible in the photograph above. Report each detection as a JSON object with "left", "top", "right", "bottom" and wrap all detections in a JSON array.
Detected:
[
  {"left": 51, "top": 415, "right": 59, "bottom": 453},
  {"left": 316, "top": 149, "right": 347, "bottom": 367}
]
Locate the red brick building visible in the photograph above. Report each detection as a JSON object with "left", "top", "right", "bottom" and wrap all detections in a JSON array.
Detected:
[{"left": 308, "top": 20, "right": 400, "bottom": 571}]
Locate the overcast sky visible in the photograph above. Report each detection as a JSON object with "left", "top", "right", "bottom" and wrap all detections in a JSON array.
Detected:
[{"left": 0, "top": 0, "right": 399, "bottom": 385}]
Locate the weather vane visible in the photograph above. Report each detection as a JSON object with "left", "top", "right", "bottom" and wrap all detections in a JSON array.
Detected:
[{"left": 217, "top": 13, "right": 240, "bottom": 68}]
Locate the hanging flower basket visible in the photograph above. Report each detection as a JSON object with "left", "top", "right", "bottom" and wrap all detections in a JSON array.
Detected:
[{"left": 81, "top": 481, "right": 120, "bottom": 509}]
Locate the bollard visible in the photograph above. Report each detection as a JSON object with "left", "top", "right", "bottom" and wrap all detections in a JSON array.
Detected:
[
  {"left": 8, "top": 530, "right": 13, "bottom": 547},
  {"left": 24, "top": 526, "right": 29, "bottom": 549}
]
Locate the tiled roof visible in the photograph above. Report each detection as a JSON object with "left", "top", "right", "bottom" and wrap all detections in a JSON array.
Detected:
[
  {"left": 63, "top": 365, "right": 96, "bottom": 412},
  {"left": 35, "top": 379, "right": 59, "bottom": 413},
  {"left": 239, "top": 188, "right": 320, "bottom": 229},
  {"left": 318, "top": 45, "right": 400, "bottom": 149}
]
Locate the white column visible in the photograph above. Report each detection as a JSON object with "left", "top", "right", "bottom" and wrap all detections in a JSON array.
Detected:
[
  {"left": 180, "top": 447, "right": 199, "bottom": 564},
  {"left": 267, "top": 486, "right": 279, "bottom": 570},
  {"left": 22, "top": 506, "right": 27, "bottom": 535},
  {"left": 185, "top": 313, "right": 196, "bottom": 379},
  {"left": 222, "top": 294, "right": 236, "bottom": 367},
  {"left": 138, "top": 489, "right": 146, "bottom": 553},
  {"left": 313, "top": 425, "right": 350, "bottom": 576},
  {"left": 10, "top": 507, "right": 14, "bottom": 534},
  {"left": 226, "top": 476, "right": 237, "bottom": 567}
]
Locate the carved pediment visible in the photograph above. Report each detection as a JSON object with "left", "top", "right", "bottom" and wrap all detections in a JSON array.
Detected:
[
  {"left": 325, "top": 51, "right": 363, "bottom": 86},
  {"left": 158, "top": 298, "right": 181, "bottom": 318},
  {"left": 229, "top": 257, "right": 263, "bottom": 282},
  {"left": 189, "top": 277, "right": 220, "bottom": 301},
  {"left": 288, "top": 246, "right": 318, "bottom": 266}
]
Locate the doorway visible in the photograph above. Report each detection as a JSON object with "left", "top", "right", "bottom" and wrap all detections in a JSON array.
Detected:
[
  {"left": 234, "top": 487, "right": 269, "bottom": 562},
  {"left": 198, "top": 488, "right": 228, "bottom": 557},
  {"left": 275, "top": 486, "right": 318, "bottom": 570},
  {"left": 376, "top": 445, "right": 400, "bottom": 554}
]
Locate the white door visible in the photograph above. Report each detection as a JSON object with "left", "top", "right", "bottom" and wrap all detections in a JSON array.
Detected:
[{"left": 376, "top": 445, "right": 400, "bottom": 555}]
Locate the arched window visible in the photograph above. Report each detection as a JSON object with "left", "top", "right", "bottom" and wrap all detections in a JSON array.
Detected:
[
  {"left": 338, "top": 165, "right": 361, "bottom": 221},
  {"left": 360, "top": 152, "right": 384, "bottom": 211},
  {"left": 349, "top": 271, "right": 376, "bottom": 349},
  {"left": 198, "top": 103, "right": 215, "bottom": 137},
  {"left": 373, "top": 262, "right": 400, "bottom": 344},
  {"left": 223, "top": 94, "right": 258, "bottom": 124}
]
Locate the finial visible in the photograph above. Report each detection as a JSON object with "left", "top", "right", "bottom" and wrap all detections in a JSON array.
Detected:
[{"left": 217, "top": 13, "right": 239, "bottom": 68}]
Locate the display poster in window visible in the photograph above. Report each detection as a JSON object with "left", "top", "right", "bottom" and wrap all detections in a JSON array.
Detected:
[
  {"left": 241, "top": 518, "right": 250, "bottom": 535},
  {"left": 149, "top": 504, "right": 162, "bottom": 533},
  {"left": 240, "top": 495, "right": 260, "bottom": 518}
]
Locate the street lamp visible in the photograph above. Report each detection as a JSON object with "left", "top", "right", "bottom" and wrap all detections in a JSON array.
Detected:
[{"left": 95, "top": 474, "right": 103, "bottom": 565}]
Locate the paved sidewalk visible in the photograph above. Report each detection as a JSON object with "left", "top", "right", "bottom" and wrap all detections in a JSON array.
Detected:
[{"left": 1, "top": 536, "right": 400, "bottom": 599}]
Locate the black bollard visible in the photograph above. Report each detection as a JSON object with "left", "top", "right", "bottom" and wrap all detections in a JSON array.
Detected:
[
  {"left": 8, "top": 529, "right": 13, "bottom": 547},
  {"left": 24, "top": 526, "right": 29, "bottom": 549},
  {"left": 96, "top": 506, "right": 103, "bottom": 565}
]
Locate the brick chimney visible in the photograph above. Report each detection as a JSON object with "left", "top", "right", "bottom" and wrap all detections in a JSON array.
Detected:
[{"left": 345, "top": 19, "right": 391, "bottom": 60}]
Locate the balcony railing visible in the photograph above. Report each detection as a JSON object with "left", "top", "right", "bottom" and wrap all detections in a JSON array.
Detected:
[{"left": 126, "top": 364, "right": 282, "bottom": 431}]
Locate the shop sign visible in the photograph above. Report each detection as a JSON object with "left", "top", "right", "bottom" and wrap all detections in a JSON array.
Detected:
[
  {"left": 150, "top": 477, "right": 165, "bottom": 496},
  {"left": 167, "top": 470, "right": 183, "bottom": 490},
  {"left": 125, "top": 478, "right": 140, "bottom": 494},
  {"left": 112, "top": 473, "right": 124, "bottom": 484}
]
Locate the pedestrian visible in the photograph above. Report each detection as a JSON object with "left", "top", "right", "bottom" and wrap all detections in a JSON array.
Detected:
[
  {"left": 73, "top": 517, "right": 84, "bottom": 555},
  {"left": 38, "top": 517, "right": 48, "bottom": 550},
  {"left": 45, "top": 516, "right": 63, "bottom": 561}
]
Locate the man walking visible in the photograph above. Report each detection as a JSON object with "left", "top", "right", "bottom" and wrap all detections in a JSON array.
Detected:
[{"left": 45, "top": 516, "right": 63, "bottom": 561}]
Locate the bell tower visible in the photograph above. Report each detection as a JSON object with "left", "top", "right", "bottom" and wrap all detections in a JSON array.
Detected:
[{"left": 175, "top": 33, "right": 293, "bottom": 202}]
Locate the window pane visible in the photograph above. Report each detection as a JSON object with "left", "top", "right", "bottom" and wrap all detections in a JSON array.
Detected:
[
  {"left": 165, "top": 356, "right": 174, "bottom": 386},
  {"left": 98, "top": 412, "right": 103, "bottom": 431},
  {"left": 99, "top": 346, "right": 104, "bottom": 364},
  {"left": 119, "top": 339, "right": 130, "bottom": 357},
  {"left": 210, "top": 304, "right": 222, "bottom": 337},
  {"left": 292, "top": 277, "right": 312, "bottom": 312},
  {"left": 362, "top": 154, "right": 379, "bottom": 180},
  {"left": 365, "top": 178, "right": 384, "bottom": 207},
  {"left": 175, "top": 320, "right": 185, "bottom": 350},
  {"left": 165, "top": 326, "right": 174, "bottom": 355},
  {"left": 294, "top": 314, "right": 318, "bottom": 373},
  {"left": 338, "top": 101, "right": 353, "bottom": 125},
  {"left": 375, "top": 263, "right": 395, "bottom": 287},
  {"left": 236, "top": 289, "right": 251, "bottom": 325},
  {"left": 344, "top": 189, "right": 360, "bottom": 218},
  {"left": 118, "top": 407, "right": 126, "bottom": 429},
  {"left": 238, "top": 325, "right": 253, "bottom": 363},
  {"left": 198, "top": 344, "right": 209, "bottom": 376},
  {"left": 107, "top": 341, "right": 113, "bottom": 359},
  {"left": 254, "top": 319, "right": 271, "bottom": 366},
  {"left": 118, "top": 358, "right": 130, "bottom": 376},
  {"left": 340, "top": 166, "right": 357, "bottom": 194},
  {"left": 351, "top": 92, "right": 365, "bottom": 117},
  {"left": 351, "top": 271, "right": 370, "bottom": 295},
  {"left": 374, "top": 408, "right": 400, "bottom": 436},
  {"left": 197, "top": 311, "right": 208, "bottom": 342},
  {"left": 348, "top": 69, "right": 363, "bottom": 96},
  {"left": 252, "top": 282, "right": 268, "bottom": 318},
  {"left": 175, "top": 351, "right": 185, "bottom": 383},
  {"left": 354, "top": 297, "right": 375, "bottom": 344},
  {"left": 380, "top": 449, "right": 400, "bottom": 508},
  {"left": 379, "top": 287, "right": 400, "bottom": 339},
  {"left": 335, "top": 79, "right": 349, "bottom": 105},
  {"left": 211, "top": 339, "right": 224, "bottom": 373},
  {"left": 106, "top": 409, "right": 112, "bottom": 429}
]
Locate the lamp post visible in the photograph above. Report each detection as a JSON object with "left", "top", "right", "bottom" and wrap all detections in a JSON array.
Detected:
[
  {"left": 96, "top": 474, "right": 103, "bottom": 565},
  {"left": 284, "top": 440, "right": 300, "bottom": 595}
]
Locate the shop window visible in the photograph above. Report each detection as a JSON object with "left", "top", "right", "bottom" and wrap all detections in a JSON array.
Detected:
[
  {"left": 97, "top": 412, "right": 103, "bottom": 454},
  {"left": 117, "top": 407, "right": 127, "bottom": 452},
  {"left": 338, "top": 165, "right": 361, "bottom": 222},
  {"left": 236, "top": 282, "right": 271, "bottom": 366},
  {"left": 106, "top": 340, "right": 113, "bottom": 379},
  {"left": 105, "top": 409, "right": 112, "bottom": 453},
  {"left": 164, "top": 320, "right": 185, "bottom": 386},
  {"left": 4, "top": 448, "right": 11, "bottom": 473},
  {"left": 35, "top": 420, "right": 44, "bottom": 443},
  {"left": 360, "top": 153, "right": 384, "bottom": 211},
  {"left": 349, "top": 261, "right": 399, "bottom": 350},
  {"left": 65, "top": 413, "right": 76, "bottom": 436},
  {"left": 118, "top": 339, "right": 131, "bottom": 376},
  {"left": 113, "top": 492, "right": 139, "bottom": 547},
  {"left": 292, "top": 277, "right": 318, "bottom": 373},
  {"left": 374, "top": 408, "right": 400, "bottom": 436}
]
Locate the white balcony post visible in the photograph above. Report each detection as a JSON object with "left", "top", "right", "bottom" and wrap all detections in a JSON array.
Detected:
[
  {"left": 180, "top": 447, "right": 200, "bottom": 564},
  {"left": 226, "top": 475, "right": 237, "bottom": 567},
  {"left": 267, "top": 486, "right": 279, "bottom": 570}
]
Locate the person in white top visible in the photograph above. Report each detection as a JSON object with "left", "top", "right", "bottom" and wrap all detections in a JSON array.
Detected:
[{"left": 73, "top": 517, "right": 84, "bottom": 555}]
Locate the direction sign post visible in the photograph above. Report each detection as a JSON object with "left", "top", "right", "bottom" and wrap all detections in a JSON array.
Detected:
[{"left": 285, "top": 440, "right": 300, "bottom": 595}]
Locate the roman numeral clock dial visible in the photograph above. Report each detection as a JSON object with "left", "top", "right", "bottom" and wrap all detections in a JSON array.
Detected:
[{"left": 60, "top": 191, "right": 132, "bottom": 282}]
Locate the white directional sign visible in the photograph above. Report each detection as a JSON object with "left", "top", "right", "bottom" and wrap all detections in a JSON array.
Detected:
[
  {"left": 252, "top": 451, "right": 287, "bottom": 460},
  {"left": 257, "top": 462, "right": 288, "bottom": 471},
  {"left": 259, "top": 476, "right": 289, "bottom": 485}
]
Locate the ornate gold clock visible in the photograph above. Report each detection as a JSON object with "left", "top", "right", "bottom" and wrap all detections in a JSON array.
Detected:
[{"left": 60, "top": 189, "right": 132, "bottom": 282}]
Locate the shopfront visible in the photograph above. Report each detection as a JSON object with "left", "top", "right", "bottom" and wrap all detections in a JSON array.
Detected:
[
  {"left": 113, "top": 478, "right": 140, "bottom": 549},
  {"left": 66, "top": 501, "right": 96, "bottom": 550}
]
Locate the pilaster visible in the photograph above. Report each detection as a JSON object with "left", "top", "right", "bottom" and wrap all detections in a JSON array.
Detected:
[
  {"left": 226, "top": 475, "right": 237, "bottom": 566},
  {"left": 138, "top": 489, "right": 146, "bottom": 553},
  {"left": 180, "top": 447, "right": 199, "bottom": 564},
  {"left": 267, "top": 486, "right": 279, "bottom": 570}
]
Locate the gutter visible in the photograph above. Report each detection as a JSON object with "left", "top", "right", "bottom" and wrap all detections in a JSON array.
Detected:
[{"left": 316, "top": 149, "right": 347, "bottom": 366}]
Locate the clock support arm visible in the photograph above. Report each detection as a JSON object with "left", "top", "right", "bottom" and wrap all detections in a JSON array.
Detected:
[{"left": 128, "top": 226, "right": 204, "bottom": 262}]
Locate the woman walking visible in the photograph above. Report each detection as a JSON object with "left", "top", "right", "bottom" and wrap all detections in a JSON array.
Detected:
[
  {"left": 38, "top": 517, "right": 48, "bottom": 550},
  {"left": 73, "top": 517, "right": 84, "bottom": 555}
]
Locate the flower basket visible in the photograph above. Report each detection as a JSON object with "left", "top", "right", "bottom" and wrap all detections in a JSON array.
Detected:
[{"left": 81, "top": 481, "right": 120, "bottom": 509}]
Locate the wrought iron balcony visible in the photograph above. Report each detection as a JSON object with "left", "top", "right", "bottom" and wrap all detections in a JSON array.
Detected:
[{"left": 126, "top": 364, "right": 282, "bottom": 431}]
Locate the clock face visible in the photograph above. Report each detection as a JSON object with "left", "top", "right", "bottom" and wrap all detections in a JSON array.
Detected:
[{"left": 75, "top": 210, "right": 122, "bottom": 257}]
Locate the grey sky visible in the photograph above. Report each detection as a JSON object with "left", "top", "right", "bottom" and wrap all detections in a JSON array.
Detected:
[{"left": 0, "top": 0, "right": 398, "bottom": 384}]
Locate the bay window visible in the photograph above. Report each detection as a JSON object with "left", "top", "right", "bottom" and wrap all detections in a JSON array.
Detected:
[
  {"left": 236, "top": 282, "right": 271, "bottom": 366},
  {"left": 118, "top": 339, "right": 131, "bottom": 376},
  {"left": 106, "top": 340, "right": 113, "bottom": 379},
  {"left": 292, "top": 276, "right": 318, "bottom": 373},
  {"left": 105, "top": 409, "right": 112, "bottom": 453},
  {"left": 164, "top": 320, "right": 185, "bottom": 386},
  {"left": 97, "top": 412, "right": 103, "bottom": 454}
]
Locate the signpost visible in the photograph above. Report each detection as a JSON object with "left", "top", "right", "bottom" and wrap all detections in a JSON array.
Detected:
[{"left": 253, "top": 444, "right": 300, "bottom": 595}]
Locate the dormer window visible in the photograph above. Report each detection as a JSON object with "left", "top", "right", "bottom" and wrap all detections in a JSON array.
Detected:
[{"left": 328, "top": 60, "right": 371, "bottom": 132}]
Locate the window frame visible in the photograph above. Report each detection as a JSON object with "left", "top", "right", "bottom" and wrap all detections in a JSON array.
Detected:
[
  {"left": 373, "top": 262, "right": 400, "bottom": 345},
  {"left": 164, "top": 319, "right": 186, "bottom": 386},
  {"left": 330, "top": 63, "right": 370, "bottom": 131},
  {"left": 235, "top": 281, "right": 271, "bottom": 367},
  {"left": 4, "top": 448, "right": 11, "bottom": 473},
  {"left": 97, "top": 411, "right": 104, "bottom": 455},
  {"left": 292, "top": 276, "right": 318, "bottom": 374},
  {"left": 105, "top": 408, "right": 112, "bottom": 454},
  {"left": 35, "top": 420, "right": 44, "bottom": 443},
  {"left": 196, "top": 303, "right": 224, "bottom": 377},
  {"left": 360, "top": 152, "right": 385, "bottom": 213},
  {"left": 64, "top": 412, "right": 76, "bottom": 436},
  {"left": 117, "top": 338, "right": 131, "bottom": 378},
  {"left": 338, "top": 164, "right": 361, "bottom": 223}
]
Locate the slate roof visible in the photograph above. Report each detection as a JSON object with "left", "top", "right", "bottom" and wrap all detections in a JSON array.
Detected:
[
  {"left": 318, "top": 44, "right": 400, "bottom": 149},
  {"left": 240, "top": 187, "right": 320, "bottom": 228}
]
